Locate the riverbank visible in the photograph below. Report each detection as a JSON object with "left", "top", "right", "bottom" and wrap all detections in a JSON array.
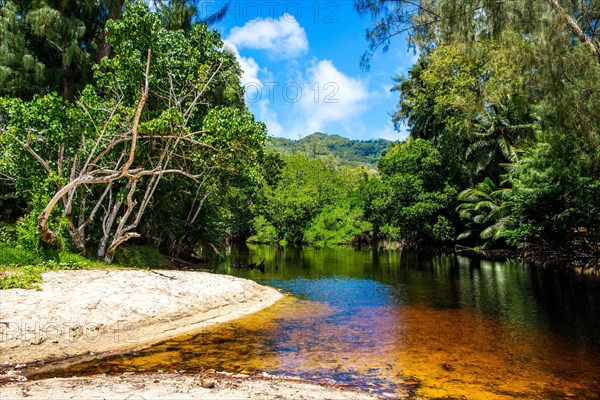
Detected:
[
  {"left": 0, "top": 371, "right": 378, "bottom": 399},
  {"left": 0, "top": 268, "right": 385, "bottom": 399},
  {"left": 0, "top": 269, "right": 283, "bottom": 366},
  {"left": 398, "top": 243, "right": 600, "bottom": 270}
]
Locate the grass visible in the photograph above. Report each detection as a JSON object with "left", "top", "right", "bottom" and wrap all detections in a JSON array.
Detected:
[
  {"left": 0, "top": 257, "right": 93, "bottom": 290},
  {"left": 0, "top": 243, "right": 40, "bottom": 266},
  {"left": 0, "top": 265, "right": 45, "bottom": 290},
  {"left": 0, "top": 243, "right": 168, "bottom": 290}
]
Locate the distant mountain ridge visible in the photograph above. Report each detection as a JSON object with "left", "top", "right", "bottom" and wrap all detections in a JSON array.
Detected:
[{"left": 267, "top": 133, "right": 392, "bottom": 167}]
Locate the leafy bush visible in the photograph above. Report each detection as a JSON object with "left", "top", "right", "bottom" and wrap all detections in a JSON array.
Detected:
[
  {"left": 361, "top": 139, "right": 459, "bottom": 245},
  {"left": 247, "top": 216, "right": 278, "bottom": 244},
  {"left": 14, "top": 214, "right": 43, "bottom": 254},
  {"left": 0, "top": 223, "right": 18, "bottom": 244},
  {"left": 0, "top": 265, "right": 44, "bottom": 290},
  {"left": 432, "top": 215, "right": 455, "bottom": 243},
  {"left": 304, "top": 203, "right": 372, "bottom": 246},
  {"left": 456, "top": 177, "right": 515, "bottom": 247},
  {"left": 0, "top": 243, "right": 40, "bottom": 266}
]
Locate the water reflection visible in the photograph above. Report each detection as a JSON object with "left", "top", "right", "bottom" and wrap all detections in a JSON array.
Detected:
[{"left": 28, "top": 245, "right": 600, "bottom": 399}]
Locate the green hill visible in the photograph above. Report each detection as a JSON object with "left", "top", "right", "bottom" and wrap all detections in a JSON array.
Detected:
[{"left": 267, "top": 133, "right": 392, "bottom": 167}]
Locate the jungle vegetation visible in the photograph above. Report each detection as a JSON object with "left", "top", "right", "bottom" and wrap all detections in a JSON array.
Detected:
[{"left": 1, "top": 0, "right": 598, "bottom": 272}]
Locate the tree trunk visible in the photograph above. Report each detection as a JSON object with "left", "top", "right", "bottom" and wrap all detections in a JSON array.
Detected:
[
  {"left": 61, "top": 46, "right": 72, "bottom": 100},
  {"left": 68, "top": 220, "right": 86, "bottom": 255},
  {"left": 105, "top": 232, "right": 141, "bottom": 263},
  {"left": 547, "top": 0, "right": 600, "bottom": 65},
  {"left": 96, "top": 0, "right": 125, "bottom": 65},
  {"left": 98, "top": 198, "right": 123, "bottom": 259}
]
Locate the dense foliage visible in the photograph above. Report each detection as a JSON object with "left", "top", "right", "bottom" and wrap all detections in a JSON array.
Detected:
[
  {"left": 248, "top": 153, "right": 371, "bottom": 246},
  {"left": 0, "top": 1, "right": 265, "bottom": 263},
  {"left": 353, "top": 0, "right": 600, "bottom": 256},
  {"left": 1, "top": 0, "right": 598, "bottom": 268}
]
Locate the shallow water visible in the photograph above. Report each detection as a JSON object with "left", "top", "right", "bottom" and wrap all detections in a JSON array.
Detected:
[{"left": 31, "top": 246, "right": 600, "bottom": 399}]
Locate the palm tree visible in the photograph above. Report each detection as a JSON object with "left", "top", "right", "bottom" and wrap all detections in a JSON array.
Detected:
[
  {"left": 466, "top": 98, "right": 536, "bottom": 177},
  {"left": 456, "top": 177, "right": 515, "bottom": 249}
]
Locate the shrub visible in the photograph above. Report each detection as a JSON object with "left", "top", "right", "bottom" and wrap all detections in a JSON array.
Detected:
[
  {"left": 304, "top": 204, "right": 372, "bottom": 246},
  {"left": 0, "top": 265, "right": 44, "bottom": 290},
  {"left": 247, "top": 215, "right": 278, "bottom": 244},
  {"left": 0, "top": 243, "right": 40, "bottom": 266}
]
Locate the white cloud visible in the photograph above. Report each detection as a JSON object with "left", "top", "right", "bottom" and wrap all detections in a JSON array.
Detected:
[
  {"left": 223, "top": 40, "right": 289, "bottom": 137},
  {"left": 222, "top": 40, "right": 262, "bottom": 88},
  {"left": 227, "top": 14, "right": 308, "bottom": 59},
  {"left": 297, "top": 60, "right": 369, "bottom": 134}
]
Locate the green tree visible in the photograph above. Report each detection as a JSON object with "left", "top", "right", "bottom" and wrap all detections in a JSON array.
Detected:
[
  {"left": 367, "top": 1, "right": 599, "bottom": 252},
  {"left": 355, "top": 0, "right": 600, "bottom": 67},
  {"left": 251, "top": 154, "right": 348, "bottom": 244},
  {"left": 393, "top": 41, "right": 536, "bottom": 183},
  {"left": 304, "top": 202, "right": 372, "bottom": 247},
  {"left": 362, "top": 139, "right": 458, "bottom": 245},
  {"left": 1, "top": 2, "right": 265, "bottom": 262},
  {"left": 0, "top": 0, "right": 232, "bottom": 100},
  {"left": 511, "top": 133, "right": 595, "bottom": 244},
  {"left": 0, "top": 0, "right": 106, "bottom": 100},
  {"left": 456, "top": 177, "right": 516, "bottom": 248}
]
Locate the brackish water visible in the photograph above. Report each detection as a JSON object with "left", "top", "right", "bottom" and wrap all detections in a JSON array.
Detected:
[{"left": 32, "top": 246, "right": 600, "bottom": 399}]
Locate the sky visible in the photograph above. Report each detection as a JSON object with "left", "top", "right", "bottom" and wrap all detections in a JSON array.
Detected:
[{"left": 201, "top": 1, "right": 417, "bottom": 141}]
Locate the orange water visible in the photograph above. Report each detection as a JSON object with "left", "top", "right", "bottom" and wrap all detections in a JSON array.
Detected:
[{"left": 26, "top": 247, "right": 600, "bottom": 399}]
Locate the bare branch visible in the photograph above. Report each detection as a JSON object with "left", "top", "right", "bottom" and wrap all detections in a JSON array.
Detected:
[
  {"left": 6, "top": 132, "right": 53, "bottom": 174},
  {"left": 184, "top": 59, "right": 224, "bottom": 124},
  {"left": 78, "top": 182, "right": 112, "bottom": 233},
  {"left": 124, "top": 48, "right": 151, "bottom": 173},
  {"left": 106, "top": 232, "right": 141, "bottom": 256},
  {"left": 548, "top": 0, "right": 600, "bottom": 64},
  {"left": 81, "top": 97, "right": 123, "bottom": 172}
]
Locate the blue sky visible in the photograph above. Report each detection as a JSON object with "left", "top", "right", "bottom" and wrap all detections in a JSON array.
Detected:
[{"left": 202, "top": 1, "right": 417, "bottom": 140}]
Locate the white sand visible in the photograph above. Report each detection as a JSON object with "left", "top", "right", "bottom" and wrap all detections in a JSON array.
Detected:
[
  {"left": 0, "top": 269, "right": 384, "bottom": 399},
  {"left": 0, "top": 372, "right": 379, "bottom": 399},
  {"left": 0, "top": 269, "right": 283, "bottom": 364}
]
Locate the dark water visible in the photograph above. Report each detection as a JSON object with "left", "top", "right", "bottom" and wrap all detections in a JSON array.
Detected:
[{"left": 29, "top": 245, "right": 600, "bottom": 399}]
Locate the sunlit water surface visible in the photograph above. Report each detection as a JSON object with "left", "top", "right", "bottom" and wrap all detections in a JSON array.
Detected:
[{"left": 29, "top": 246, "right": 600, "bottom": 399}]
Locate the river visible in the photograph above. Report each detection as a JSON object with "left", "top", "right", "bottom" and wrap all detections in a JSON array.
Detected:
[{"left": 33, "top": 245, "right": 600, "bottom": 399}]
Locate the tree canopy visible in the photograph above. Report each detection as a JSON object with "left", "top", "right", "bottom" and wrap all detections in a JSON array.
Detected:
[
  {"left": 0, "top": 1, "right": 265, "bottom": 261},
  {"left": 354, "top": 0, "right": 600, "bottom": 254}
]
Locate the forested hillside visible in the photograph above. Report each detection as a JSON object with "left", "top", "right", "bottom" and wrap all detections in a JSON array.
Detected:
[{"left": 267, "top": 133, "right": 391, "bottom": 167}]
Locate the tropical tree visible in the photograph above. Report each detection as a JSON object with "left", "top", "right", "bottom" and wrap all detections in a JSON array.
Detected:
[
  {"left": 456, "top": 177, "right": 516, "bottom": 248},
  {"left": 465, "top": 98, "right": 535, "bottom": 176},
  {"left": 249, "top": 154, "right": 361, "bottom": 244},
  {"left": 354, "top": 0, "right": 600, "bottom": 67},
  {"left": 0, "top": 0, "right": 233, "bottom": 100},
  {"left": 361, "top": 138, "right": 458, "bottom": 245},
  {"left": 0, "top": 0, "right": 103, "bottom": 99},
  {"left": 0, "top": 2, "right": 265, "bottom": 261}
]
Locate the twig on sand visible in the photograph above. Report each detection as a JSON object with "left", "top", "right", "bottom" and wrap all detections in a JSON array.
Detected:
[{"left": 150, "top": 270, "right": 176, "bottom": 280}]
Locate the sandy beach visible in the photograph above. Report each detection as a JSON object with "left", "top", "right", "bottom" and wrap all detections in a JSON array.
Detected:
[
  {"left": 0, "top": 371, "right": 378, "bottom": 399},
  {"left": 0, "top": 269, "right": 284, "bottom": 365},
  {"left": 0, "top": 269, "right": 380, "bottom": 399}
]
